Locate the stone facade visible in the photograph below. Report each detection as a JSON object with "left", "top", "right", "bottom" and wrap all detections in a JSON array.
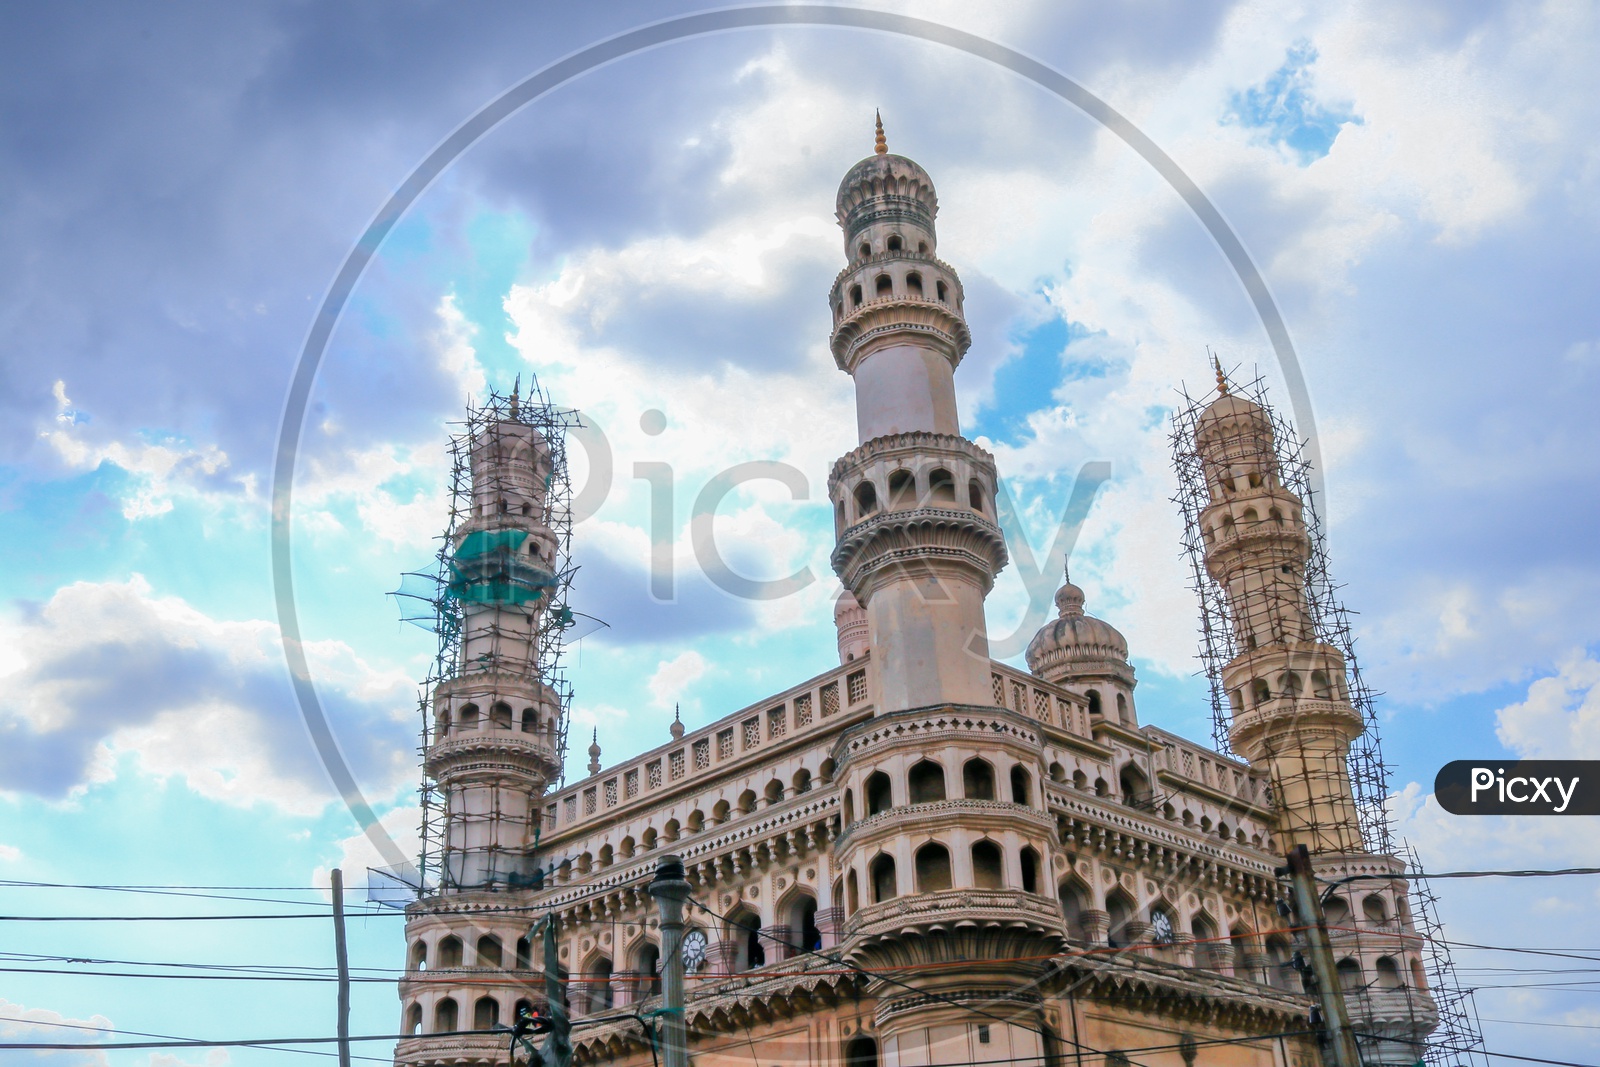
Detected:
[{"left": 394, "top": 123, "right": 1435, "bottom": 1067}]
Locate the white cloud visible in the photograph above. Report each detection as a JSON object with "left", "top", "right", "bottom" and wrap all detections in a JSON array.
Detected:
[
  {"left": 647, "top": 650, "right": 708, "bottom": 710},
  {"left": 0, "top": 999, "right": 113, "bottom": 1067},
  {"left": 0, "top": 576, "right": 414, "bottom": 814},
  {"left": 1496, "top": 651, "right": 1600, "bottom": 760},
  {"left": 41, "top": 381, "right": 253, "bottom": 520}
]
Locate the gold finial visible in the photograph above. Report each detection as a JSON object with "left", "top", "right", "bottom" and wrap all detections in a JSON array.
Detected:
[
  {"left": 1213, "top": 353, "right": 1230, "bottom": 396},
  {"left": 510, "top": 374, "right": 521, "bottom": 417},
  {"left": 874, "top": 110, "right": 887, "bottom": 155}
]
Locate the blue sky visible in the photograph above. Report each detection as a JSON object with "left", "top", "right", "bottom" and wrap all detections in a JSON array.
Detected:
[{"left": 3, "top": 2, "right": 1600, "bottom": 1062}]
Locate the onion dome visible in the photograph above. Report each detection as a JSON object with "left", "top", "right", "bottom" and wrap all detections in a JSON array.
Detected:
[
  {"left": 1196, "top": 355, "right": 1271, "bottom": 439},
  {"left": 834, "top": 588, "right": 869, "bottom": 664},
  {"left": 1025, "top": 569, "right": 1135, "bottom": 687},
  {"left": 835, "top": 111, "right": 939, "bottom": 230},
  {"left": 586, "top": 728, "right": 602, "bottom": 776}
]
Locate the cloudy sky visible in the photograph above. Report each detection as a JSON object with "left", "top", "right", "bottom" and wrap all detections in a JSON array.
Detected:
[{"left": 3, "top": 1, "right": 1598, "bottom": 1062}]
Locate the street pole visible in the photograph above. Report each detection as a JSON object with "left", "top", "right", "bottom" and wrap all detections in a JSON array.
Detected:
[
  {"left": 330, "top": 868, "right": 352, "bottom": 1067},
  {"left": 541, "top": 914, "right": 572, "bottom": 1067},
  {"left": 1283, "top": 846, "right": 1363, "bottom": 1067},
  {"left": 649, "top": 855, "right": 691, "bottom": 1067}
]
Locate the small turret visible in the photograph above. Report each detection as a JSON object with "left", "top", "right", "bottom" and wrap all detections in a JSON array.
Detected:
[{"left": 1025, "top": 569, "right": 1137, "bottom": 727}]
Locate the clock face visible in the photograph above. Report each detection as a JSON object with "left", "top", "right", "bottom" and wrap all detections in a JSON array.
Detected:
[
  {"left": 1151, "top": 911, "right": 1174, "bottom": 945},
  {"left": 682, "top": 930, "right": 708, "bottom": 973}
]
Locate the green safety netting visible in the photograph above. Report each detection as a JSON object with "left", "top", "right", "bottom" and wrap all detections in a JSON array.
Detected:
[{"left": 448, "top": 527, "right": 557, "bottom": 605}]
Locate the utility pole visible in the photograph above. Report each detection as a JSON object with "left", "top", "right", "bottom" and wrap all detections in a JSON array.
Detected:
[
  {"left": 534, "top": 914, "right": 573, "bottom": 1067},
  {"left": 1282, "top": 846, "right": 1362, "bottom": 1067},
  {"left": 330, "top": 868, "right": 351, "bottom": 1067},
  {"left": 649, "top": 855, "right": 691, "bottom": 1067}
]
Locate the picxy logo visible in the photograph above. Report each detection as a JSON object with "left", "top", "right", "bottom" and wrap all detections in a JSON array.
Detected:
[{"left": 1435, "top": 760, "right": 1600, "bottom": 816}]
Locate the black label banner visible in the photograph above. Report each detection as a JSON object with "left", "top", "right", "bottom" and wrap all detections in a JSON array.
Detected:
[{"left": 1435, "top": 760, "right": 1600, "bottom": 816}]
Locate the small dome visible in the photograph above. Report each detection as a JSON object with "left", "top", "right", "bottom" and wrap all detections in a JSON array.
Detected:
[
  {"left": 836, "top": 151, "right": 938, "bottom": 218},
  {"left": 1025, "top": 571, "right": 1133, "bottom": 685}
]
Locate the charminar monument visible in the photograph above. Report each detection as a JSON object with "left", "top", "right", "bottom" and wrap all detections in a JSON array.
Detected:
[{"left": 391, "top": 116, "right": 1441, "bottom": 1067}]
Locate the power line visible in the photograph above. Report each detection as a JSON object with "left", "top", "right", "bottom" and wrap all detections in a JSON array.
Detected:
[{"left": 8, "top": 1016, "right": 392, "bottom": 1064}]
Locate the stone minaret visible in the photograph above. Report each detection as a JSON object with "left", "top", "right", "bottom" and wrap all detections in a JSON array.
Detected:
[
  {"left": 397, "top": 392, "right": 566, "bottom": 1056},
  {"left": 827, "top": 115, "right": 1007, "bottom": 713},
  {"left": 1194, "top": 369, "right": 1363, "bottom": 855}
]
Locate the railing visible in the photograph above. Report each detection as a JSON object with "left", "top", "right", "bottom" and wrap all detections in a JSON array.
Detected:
[{"left": 542, "top": 658, "right": 872, "bottom": 834}]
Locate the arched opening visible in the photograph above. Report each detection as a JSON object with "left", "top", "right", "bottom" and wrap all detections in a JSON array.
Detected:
[
  {"left": 843, "top": 788, "right": 855, "bottom": 825},
  {"left": 915, "top": 842, "right": 953, "bottom": 892},
  {"left": 971, "top": 841, "right": 1004, "bottom": 889},
  {"left": 587, "top": 957, "right": 615, "bottom": 1012},
  {"left": 763, "top": 779, "right": 784, "bottom": 805},
  {"left": 515, "top": 936, "right": 532, "bottom": 970},
  {"left": 1106, "top": 891, "right": 1135, "bottom": 948},
  {"left": 1265, "top": 934, "right": 1293, "bottom": 989},
  {"left": 1280, "top": 672, "right": 1303, "bottom": 698},
  {"left": 858, "top": 242, "right": 871, "bottom": 259},
  {"left": 458, "top": 703, "right": 480, "bottom": 730},
  {"left": 792, "top": 768, "right": 812, "bottom": 794},
  {"left": 520, "top": 708, "right": 537, "bottom": 733},
  {"left": 849, "top": 282, "right": 863, "bottom": 307},
  {"left": 474, "top": 996, "right": 499, "bottom": 1030},
  {"left": 1322, "top": 894, "right": 1351, "bottom": 928},
  {"left": 1411, "top": 958, "right": 1427, "bottom": 989},
  {"left": 490, "top": 701, "right": 512, "bottom": 730},
  {"left": 918, "top": 240, "right": 928, "bottom": 253},
  {"left": 789, "top": 894, "right": 821, "bottom": 952},
  {"left": 1229, "top": 926, "right": 1253, "bottom": 977},
  {"left": 1336, "top": 957, "right": 1364, "bottom": 992},
  {"left": 854, "top": 481, "right": 878, "bottom": 519},
  {"left": 1119, "top": 764, "right": 1150, "bottom": 807},
  {"left": 1252, "top": 678, "right": 1271, "bottom": 705},
  {"left": 685, "top": 810, "right": 704, "bottom": 834},
  {"left": 728, "top": 910, "right": 764, "bottom": 972},
  {"left": 887, "top": 234, "right": 903, "bottom": 252},
  {"left": 410, "top": 940, "right": 427, "bottom": 971},
  {"left": 437, "top": 936, "right": 463, "bottom": 968},
  {"left": 1059, "top": 880, "right": 1088, "bottom": 941},
  {"left": 865, "top": 771, "right": 893, "bottom": 815},
  {"left": 405, "top": 1002, "right": 422, "bottom": 1035},
  {"left": 936, "top": 280, "right": 948, "bottom": 302},
  {"left": 634, "top": 942, "right": 662, "bottom": 998},
  {"left": 1376, "top": 956, "right": 1404, "bottom": 990},
  {"left": 875, "top": 273, "right": 893, "bottom": 295},
  {"left": 1010, "top": 765, "right": 1033, "bottom": 805},
  {"left": 847, "top": 869, "right": 860, "bottom": 913},
  {"left": 434, "top": 997, "right": 458, "bottom": 1033},
  {"left": 962, "top": 758, "right": 996, "bottom": 800},
  {"left": 870, "top": 854, "right": 898, "bottom": 902},
  {"left": 908, "top": 760, "right": 946, "bottom": 803},
  {"left": 967, "top": 479, "right": 983, "bottom": 511},
  {"left": 845, "top": 1034, "right": 879, "bottom": 1067},
  {"left": 927, "top": 467, "right": 955, "bottom": 502},
  {"left": 1192, "top": 914, "right": 1220, "bottom": 969},
  {"left": 887, "top": 469, "right": 915, "bottom": 507},
  {"left": 514, "top": 999, "right": 535, "bottom": 1027},
  {"left": 1087, "top": 690, "right": 1103, "bottom": 717},
  {"left": 1020, "top": 846, "right": 1040, "bottom": 893},
  {"left": 737, "top": 789, "right": 757, "bottom": 815},
  {"left": 1363, "top": 894, "right": 1388, "bottom": 925},
  {"left": 641, "top": 827, "right": 657, "bottom": 851},
  {"left": 1115, "top": 693, "right": 1130, "bottom": 724},
  {"left": 476, "top": 935, "right": 502, "bottom": 968},
  {"left": 906, "top": 271, "right": 924, "bottom": 295},
  {"left": 1311, "top": 670, "right": 1334, "bottom": 698},
  {"left": 1072, "top": 769, "right": 1088, "bottom": 791}
]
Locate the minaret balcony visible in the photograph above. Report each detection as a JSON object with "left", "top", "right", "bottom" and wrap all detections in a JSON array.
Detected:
[
  {"left": 842, "top": 887, "right": 1065, "bottom": 958},
  {"left": 832, "top": 505, "right": 1007, "bottom": 596},
  {"left": 425, "top": 731, "right": 560, "bottom": 779},
  {"left": 1227, "top": 696, "right": 1365, "bottom": 752},
  {"left": 829, "top": 296, "right": 972, "bottom": 372},
  {"left": 394, "top": 1032, "right": 507, "bottom": 1067}
]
